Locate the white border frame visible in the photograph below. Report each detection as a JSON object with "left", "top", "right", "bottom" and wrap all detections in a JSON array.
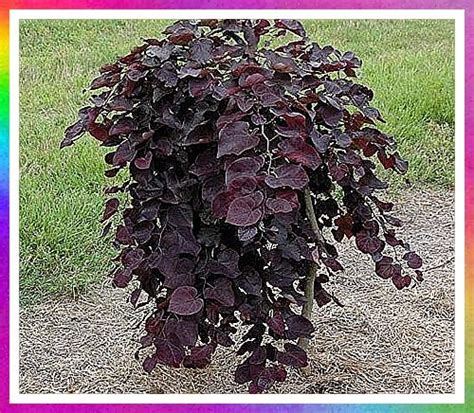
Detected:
[{"left": 9, "top": 9, "right": 465, "bottom": 405}]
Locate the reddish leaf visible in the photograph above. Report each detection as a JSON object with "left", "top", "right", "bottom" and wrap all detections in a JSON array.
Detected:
[
  {"left": 314, "top": 288, "right": 332, "bottom": 307},
  {"left": 278, "top": 137, "right": 322, "bottom": 170},
  {"left": 134, "top": 151, "right": 153, "bottom": 169},
  {"left": 392, "top": 274, "right": 412, "bottom": 290},
  {"left": 225, "top": 156, "right": 264, "bottom": 185},
  {"left": 113, "top": 268, "right": 132, "bottom": 288}
]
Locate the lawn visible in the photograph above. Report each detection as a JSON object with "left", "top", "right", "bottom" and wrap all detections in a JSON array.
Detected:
[{"left": 19, "top": 19, "right": 455, "bottom": 304}]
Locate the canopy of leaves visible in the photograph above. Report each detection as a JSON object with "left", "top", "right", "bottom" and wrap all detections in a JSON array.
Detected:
[{"left": 62, "top": 19, "right": 422, "bottom": 393}]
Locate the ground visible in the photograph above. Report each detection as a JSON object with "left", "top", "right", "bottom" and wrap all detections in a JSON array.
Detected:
[{"left": 19, "top": 189, "right": 455, "bottom": 394}]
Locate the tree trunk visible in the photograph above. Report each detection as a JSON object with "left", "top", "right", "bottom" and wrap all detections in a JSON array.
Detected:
[{"left": 297, "top": 188, "right": 321, "bottom": 350}]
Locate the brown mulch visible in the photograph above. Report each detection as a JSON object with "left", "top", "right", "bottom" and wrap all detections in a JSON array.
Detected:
[{"left": 19, "top": 188, "right": 455, "bottom": 394}]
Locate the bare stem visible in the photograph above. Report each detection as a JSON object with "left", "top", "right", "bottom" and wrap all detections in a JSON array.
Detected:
[
  {"left": 261, "top": 124, "right": 273, "bottom": 174},
  {"left": 298, "top": 188, "right": 322, "bottom": 350}
]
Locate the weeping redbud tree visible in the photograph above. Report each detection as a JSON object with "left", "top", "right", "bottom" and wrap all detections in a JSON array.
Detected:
[{"left": 62, "top": 19, "right": 423, "bottom": 393}]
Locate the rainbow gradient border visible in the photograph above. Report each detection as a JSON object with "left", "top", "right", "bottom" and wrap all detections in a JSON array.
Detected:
[{"left": 1, "top": 1, "right": 472, "bottom": 412}]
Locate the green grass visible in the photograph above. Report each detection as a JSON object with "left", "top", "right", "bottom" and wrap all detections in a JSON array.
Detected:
[{"left": 19, "top": 19, "right": 455, "bottom": 304}]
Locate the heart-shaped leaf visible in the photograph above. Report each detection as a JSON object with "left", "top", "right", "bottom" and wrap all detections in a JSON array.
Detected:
[{"left": 168, "top": 286, "right": 204, "bottom": 316}]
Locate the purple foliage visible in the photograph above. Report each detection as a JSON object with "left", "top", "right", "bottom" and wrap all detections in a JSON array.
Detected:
[{"left": 62, "top": 19, "right": 423, "bottom": 393}]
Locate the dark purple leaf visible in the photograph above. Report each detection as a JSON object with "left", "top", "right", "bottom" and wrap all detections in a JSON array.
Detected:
[
  {"left": 249, "top": 346, "right": 267, "bottom": 365},
  {"left": 235, "top": 362, "right": 252, "bottom": 384},
  {"left": 238, "top": 226, "right": 258, "bottom": 242},
  {"left": 189, "top": 38, "right": 213, "bottom": 64},
  {"left": 265, "top": 50, "right": 297, "bottom": 73},
  {"left": 155, "top": 337, "right": 185, "bottom": 367},
  {"left": 116, "top": 225, "right": 133, "bottom": 245},
  {"left": 226, "top": 195, "right": 263, "bottom": 227},
  {"left": 164, "top": 319, "right": 198, "bottom": 347},
  {"left": 190, "top": 149, "right": 218, "bottom": 176},
  {"left": 133, "top": 221, "right": 154, "bottom": 244},
  {"left": 265, "top": 197, "right": 292, "bottom": 214},
  {"left": 314, "top": 288, "right": 332, "bottom": 307},
  {"left": 90, "top": 72, "right": 121, "bottom": 90},
  {"left": 113, "top": 140, "right": 136, "bottom": 166},
  {"left": 134, "top": 151, "right": 153, "bottom": 169},
  {"left": 237, "top": 267, "right": 262, "bottom": 295},
  {"left": 204, "top": 277, "right": 235, "bottom": 306},
  {"left": 146, "top": 45, "right": 172, "bottom": 62},
  {"left": 189, "top": 78, "right": 214, "bottom": 98},
  {"left": 318, "top": 103, "right": 343, "bottom": 127},
  {"left": 121, "top": 248, "right": 144, "bottom": 269},
  {"left": 276, "top": 343, "right": 308, "bottom": 368},
  {"left": 285, "top": 315, "right": 314, "bottom": 339},
  {"left": 265, "top": 164, "right": 309, "bottom": 190},
  {"left": 143, "top": 355, "right": 157, "bottom": 373},
  {"left": 209, "top": 249, "right": 240, "bottom": 278},
  {"left": 217, "top": 121, "right": 259, "bottom": 158},
  {"left": 403, "top": 251, "right": 423, "bottom": 269},
  {"left": 157, "top": 62, "right": 178, "bottom": 87},
  {"left": 168, "top": 24, "right": 195, "bottom": 45},
  {"left": 355, "top": 231, "right": 383, "bottom": 254},
  {"left": 101, "top": 198, "right": 119, "bottom": 221},
  {"left": 61, "top": 120, "right": 85, "bottom": 148},
  {"left": 267, "top": 312, "right": 285, "bottom": 336},
  {"left": 375, "top": 256, "right": 399, "bottom": 279},
  {"left": 168, "top": 286, "right": 204, "bottom": 316},
  {"left": 109, "top": 118, "right": 137, "bottom": 136},
  {"left": 275, "top": 19, "right": 307, "bottom": 37},
  {"left": 310, "top": 130, "right": 330, "bottom": 154},
  {"left": 183, "top": 344, "right": 215, "bottom": 368},
  {"left": 113, "top": 268, "right": 132, "bottom": 288},
  {"left": 267, "top": 365, "right": 287, "bottom": 382}
]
